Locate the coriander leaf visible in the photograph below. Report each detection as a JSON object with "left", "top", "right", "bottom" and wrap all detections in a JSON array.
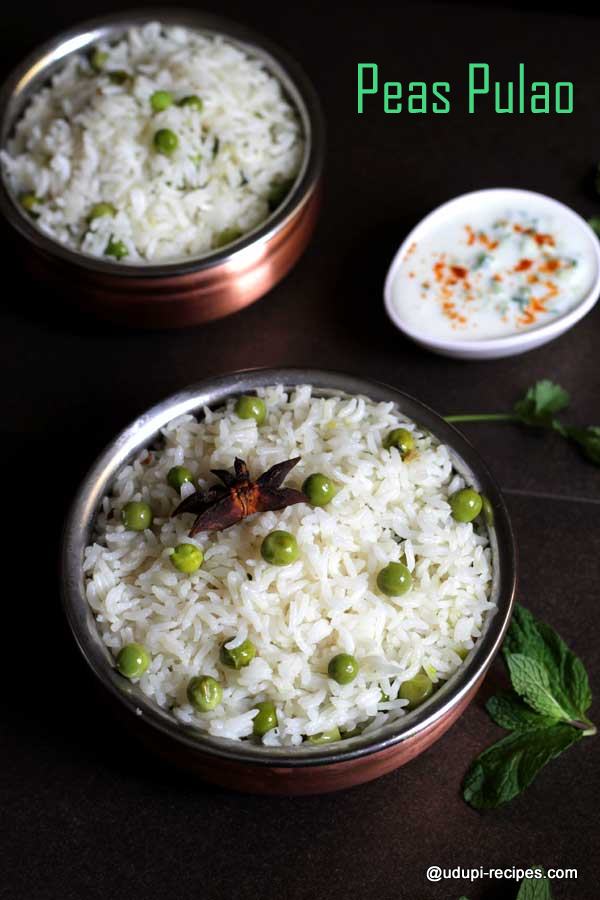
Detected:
[
  {"left": 505, "top": 654, "right": 574, "bottom": 722},
  {"left": 486, "top": 691, "right": 558, "bottom": 732},
  {"left": 504, "top": 605, "right": 593, "bottom": 727},
  {"left": 513, "top": 380, "right": 570, "bottom": 429},
  {"left": 565, "top": 425, "right": 600, "bottom": 466},
  {"left": 463, "top": 724, "right": 583, "bottom": 809},
  {"left": 516, "top": 871, "right": 553, "bottom": 900}
]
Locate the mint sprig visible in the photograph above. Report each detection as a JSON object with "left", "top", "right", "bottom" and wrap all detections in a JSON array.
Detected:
[
  {"left": 446, "top": 379, "right": 599, "bottom": 467},
  {"left": 463, "top": 604, "right": 595, "bottom": 810}
]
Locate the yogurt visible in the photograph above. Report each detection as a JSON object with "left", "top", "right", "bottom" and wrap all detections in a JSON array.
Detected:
[{"left": 388, "top": 196, "right": 597, "bottom": 342}]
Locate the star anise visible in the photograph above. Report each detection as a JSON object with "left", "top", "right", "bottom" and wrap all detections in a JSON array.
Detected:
[{"left": 172, "top": 456, "right": 308, "bottom": 536}]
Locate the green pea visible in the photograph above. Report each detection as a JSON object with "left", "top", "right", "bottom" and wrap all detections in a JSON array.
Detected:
[
  {"left": 88, "top": 202, "right": 116, "bottom": 221},
  {"left": 399, "top": 672, "right": 433, "bottom": 709},
  {"left": 449, "top": 488, "right": 483, "bottom": 523},
  {"left": 380, "top": 690, "right": 390, "bottom": 703},
  {"left": 261, "top": 530, "right": 299, "bottom": 566},
  {"left": 220, "top": 638, "right": 256, "bottom": 670},
  {"left": 377, "top": 561, "right": 412, "bottom": 597},
  {"left": 178, "top": 94, "right": 203, "bottom": 111},
  {"left": 90, "top": 48, "right": 108, "bottom": 72},
  {"left": 153, "top": 128, "right": 179, "bottom": 155},
  {"left": 302, "top": 473, "right": 337, "bottom": 507},
  {"left": 121, "top": 500, "right": 153, "bottom": 531},
  {"left": 19, "top": 193, "right": 42, "bottom": 216},
  {"left": 307, "top": 727, "right": 341, "bottom": 744},
  {"left": 187, "top": 675, "right": 222, "bottom": 711},
  {"left": 170, "top": 543, "right": 203, "bottom": 574},
  {"left": 167, "top": 465, "right": 193, "bottom": 492},
  {"left": 150, "top": 90, "right": 173, "bottom": 112},
  {"left": 267, "top": 177, "right": 294, "bottom": 211},
  {"left": 340, "top": 725, "right": 363, "bottom": 739},
  {"left": 481, "top": 494, "right": 494, "bottom": 527},
  {"left": 116, "top": 643, "right": 150, "bottom": 679},
  {"left": 104, "top": 237, "right": 128, "bottom": 260},
  {"left": 234, "top": 395, "right": 266, "bottom": 424},
  {"left": 383, "top": 428, "right": 415, "bottom": 457},
  {"left": 253, "top": 701, "right": 278, "bottom": 736},
  {"left": 109, "top": 70, "right": 130, "bottom": 85},
  {"left": 328, "top": 653, "right": 359, "bottom": 685},
  {"left": 213, "top": 226, "right": 243, "bottom": 249}
]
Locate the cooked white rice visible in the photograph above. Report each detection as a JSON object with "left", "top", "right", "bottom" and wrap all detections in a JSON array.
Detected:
[
  {"left": 83, "top": 385, "right": 494, "bottom": 745},
  {"left": 1, "top": 22, "right": 303, "bottom": 262}
]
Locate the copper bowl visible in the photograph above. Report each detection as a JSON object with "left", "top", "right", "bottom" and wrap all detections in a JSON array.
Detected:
[
  {"left": 0, "top": 11, "right": 324, "bottom": 328},
  {"left": 61, "top": 368, "right": 517, "bottom": 795}
]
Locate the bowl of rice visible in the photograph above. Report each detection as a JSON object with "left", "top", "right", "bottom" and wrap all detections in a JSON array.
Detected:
[
  {"left": 62, "top": 368, "right": 517, "bottom": 795},
  {"left": 0, "top": 12, "right": 323, "bottom": 327}
]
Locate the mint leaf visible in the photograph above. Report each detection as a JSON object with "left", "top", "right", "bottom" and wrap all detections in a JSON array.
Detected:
[
  {"left": 565, "top": 425, "right": 600, "bottom": 465},
  {"left": 504, "top": 605, "right": 593, "bottom": 727},
  {"left": 513, "top": 380, "right": 570, "bottom": 428},
  {"left": 486, "top": 691, "right": 558, "bottom": 732},
  {"left": 463, "top": 725, "right": 583, "bottom": 809},
  {"left": 505, "top": 654, "right": 574, "bottom": 722},
  {"left": 516, "top": 870, "right": 553, "bottom": 899}
]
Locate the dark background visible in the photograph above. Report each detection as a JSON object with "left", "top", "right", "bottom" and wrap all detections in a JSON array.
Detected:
[{"left": 3, "top": 2, "right": 599, "bottom": 898}]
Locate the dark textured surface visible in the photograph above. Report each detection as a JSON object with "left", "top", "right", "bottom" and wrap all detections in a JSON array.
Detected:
[{"left": 2, "top": 2, "right": 599, "bottom": 898}]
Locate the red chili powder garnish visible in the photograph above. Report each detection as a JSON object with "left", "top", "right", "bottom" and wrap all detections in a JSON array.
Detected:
[
  {"left": 442, "top": 301, "right": 467, "bottom": 324},
  {"left": 514, "top": 258, "right": 533, "bottom": 272},
  {"left": 465, "top": 225, "right": 475, "bottom": 246},
  {"left": 433, "top": 260, "right": 445, "bottom": 282},
  {"left": 534, "top": 233, "right": 555, "bottom": 247},
  {"left": 450, "top": 265, "right": 468, "bottom": 279},
  {"left": 539, "top": 258, "right": 561, "bottom": 273},
  {"left": 477, "top": 232, "right": 499, "bottom": 251}
]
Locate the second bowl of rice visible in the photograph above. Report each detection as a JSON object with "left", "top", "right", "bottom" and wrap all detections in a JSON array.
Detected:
[
  {"left": 62, "top": 368, "right": 517, "bottom": 794},
  {"left": 0, "top": 12, "right": 324, "bottom": 327}
]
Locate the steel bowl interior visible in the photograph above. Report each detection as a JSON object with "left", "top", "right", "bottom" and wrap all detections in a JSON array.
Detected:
[
  {"left": 61, "top": 368, "right": 517, "bottom": 767},
  {"left": 0, "top": 9, "right": 324, "bottom": 277}
]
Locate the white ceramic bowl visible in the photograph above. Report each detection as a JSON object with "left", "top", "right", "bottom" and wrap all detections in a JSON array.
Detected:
[{"left": 383, "top": 188, "right": 600, "bottom": 360}]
